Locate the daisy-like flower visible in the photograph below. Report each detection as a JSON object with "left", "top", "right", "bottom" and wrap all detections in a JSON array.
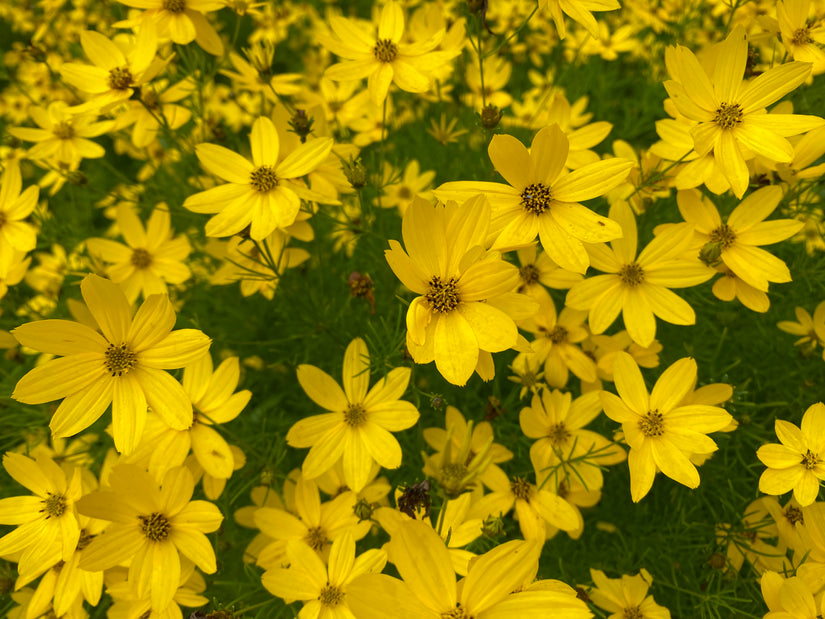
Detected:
[
  {"left": 115, "top": 0, "right": 225, "bottom": 56},
  {"left": 761, "top": 571, "right": 825, "bottom": 618},
  {"left": 321, "top": 0, "right": 451, "bottom": 105},
  {"left": 436, "top": 124, "right": 633, "bottom": 273},
  {"left": 0, "top": 160, "right": 39, "bottom": 252},
  {"left": 600, "top": 352, "right": 733, "bottom": 502},
  {"left": 86, "top": 204, "right": 192, "bottom": 303},
  {"left": 776, "top": 0, "right": 825, "bottom": 73},
  {"left": 588, "top": 568, "right": 671, "bottom": 619},
  {"left": 515, "top": 244, "right": 583, "bottom": 301},
  {"left": 376, "top": 159, "right": 435, "bottom": 216},
  {"left": 778, "top": 302, "right": 825, "bottom": 359},
  {"left": 183, "top": 116, "right": 334, "bottom": 240},
  {"left": 677, "top": 186, "right": 803, "bottom": 292},
  {"left": 118, "top": 79, "right": 195, "bottom": 148},
  {"left": 11, "top": 274, "right": 211, "bottom": 454},
  {"left": 565, "top": 200, "right": 714, "bottom": 347},
  {"left": 262, "top": 532, "right": 386, "bottom": 615},
  {"left": 385, "top": 195, "right": 537, "bottom": 385},
  {"left": 287, "top": 337, "right": 419, "bottom": 492},
  {"left": 9, "top": 101, "right": 114, "bottom": 166},
  {"left": 663, "top": 25, "right": 825, "bottom": 197},
  {"left": 77, "top": 464, "right": 222, "bottom": 613},
  {"left": 757, "top": 402, "right": 825, "bottom": 506},
  {"left": 540, "top": 0, "right": 620, "bottom": 40}
]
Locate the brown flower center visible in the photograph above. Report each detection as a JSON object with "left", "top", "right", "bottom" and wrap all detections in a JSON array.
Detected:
[
  {"left": 709, "top": 223, "right": 736, "bottom": 249},
  {"left": 373, "top": 39, "right": 398, "bottom": 63},
  {"left": 108, "top": 66, "right": 134, "bottom": 90},
  {"left": 41, "top": 492, "right": 67, "bottom": 518},
  {"left": 250, "top": 165, "right": 279, "bottom": 192},
  {"left": 131, "top": 248, "right": 152, "bottom": 269},
  {"left": 441, "top": 607, "right": 471, "bottom": 619},
  {"left": 791, "top": 27, "right": 811, "bottom": 45},
  {"left": 344, "top": 403, "right": 367, "bottom": 427},
  {"left": 713, "top": 102, "right": 743, "bottom": 129},
  {"left": 619, "top": 262, "right": 645, "bottom": 287},
  {"left": 547, "top": 422, "right": 571, "bottom": 446},
  {"left": 105, "top": 343, "right": 137, "bottom": 377},
  {"left": 319, "top": 584, "right": 345, "bottom": 607},
  {"left": 426, "top": 276, "right": 460, "bottom": 313},
  {"left": 623, "top": 608, "right": 643, "bottom": 619},
  {"left": 639, "top": 410, "right": 665, "bottom": 437},
  {"left": 521, "top": 182, "right": 553, "bottom": 214},
  {"left": 519, "top": 263, "right": 540, "bottom": 286},
  {"left": 510, "top": 476, "right": 532, "bottom": 501},
  {"left": 139, "top": 512, "right": 170, "bottom": 542},
  {"left": 162, "top": 0, "right": 186, "bottom": 12},
  {"left": 546, "top": 325, "right": 568, "bottom": 343},
  {"left": 53, "top": 121, "right": 74, "bottom": 139},
  {"left": 801, "top": 449, "right": 820, "bottom": 469},
  {"left": 785, "top": 506, "right": 804, "bottom": 525},
  {"left": 304, "top": 526, "right": 328, "bottom": 551}
]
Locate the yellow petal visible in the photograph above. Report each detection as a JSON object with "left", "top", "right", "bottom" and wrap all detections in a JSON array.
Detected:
[
  {"left": 195, "top": 143, "right": 253, "bottom": 184},
  {"left": 343, "top": 337, "right": 370, "bottom": 404},
  {"left": 81, "top": 274, "right": 132, "bottom": 344},
  {"left": 297, "top": 364, "right": 347, "bottom": 412}
]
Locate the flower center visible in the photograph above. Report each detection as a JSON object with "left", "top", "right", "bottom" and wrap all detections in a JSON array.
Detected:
[
  {"left": 319, "top": 584, "right": 345, "bottom": 607},
  {"left": 791, "top": 27, "right": 811, "bottom": 45},
  {"left": 131, "top": 248, "right": 152, "bottom": 269},
  {"left": 373, "top": 39, "right": 398, "bottom": 63},
  {"left": 41, "top": 492, "right": 67, "bottom": 518},
  {"left": 139, "top": 512, "right": 170, "bottom": 542},
  {"left": 519, "top": 263, "right": 540, "bottom": 286},
  {"left": 441, "top": 607, "right": 472, "bottom": 619},
  {"left": 425, "top": 276, "right": 460, "bottom": 313},
  {"left": 442, "top": 462, "right": 469, "bottom": 481},
  {"left": 398, "top": 186, "right": 413, "bottom": 200},
  {"left": 141, "top": 88, "right": 159, "bottom": 110},
  {"left": 547, "top": 422, "right": 571, "bottom": 446},
  {"left": 162, "top": 0, "right": 186, "bottom": 12},
  {"left": 639, "top": 410, "right": 665, "bottom": 437},
  {"left": 546, "top": 325, "right": 568, "bottom": 343},
  {"left": 304, "top": 526, "right": 328, "bottom": 551},
  {"left": 108, "top": 66, "right": 134, "bottom": 90},
  {"left": 619, "top": 262, "right": 645, "bottom": 287},
  {"left": 801, "top": 449, "right": 820, "bottom": 469},
  {"left": 785, "top": 506, "right": 804, "bottom": 525},
  {"left": 623, "top": 608, "right": 643, "bottom": 619},
  {"left": 105, "top": 343, "right": 137, "bottom": 377},
  {"left": 521, "top": 182, "right": 553, "bottom": 214},
  {"left": 510, "top": 476, "right": 532, "bottom": 501},
  {"left": 709, "top": 224, "right": 736, "bottom": 248},
  {"left": 713, "top": 102, "right": 743, "bottom": 130},
  {"left": 250, "top": 165, "right": 279, "bottom": 193},
  {"left": 53, "top": 121, "right": 74, "bottom": 139},
  {"left": 344, "top": 403, "right": 367, "bottom": 427}
]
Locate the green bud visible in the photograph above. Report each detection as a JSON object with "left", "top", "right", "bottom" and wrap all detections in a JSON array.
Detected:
[
  {"left": 480, "top": 104, "right": 501, "bottom": 130},
  {"left": 343, "top": 156, "right": 368, "bottom": 189}
]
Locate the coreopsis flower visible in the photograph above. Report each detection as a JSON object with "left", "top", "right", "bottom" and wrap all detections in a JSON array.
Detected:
[
  {"left": 77, "top": 464, "right": 222, "bottom": 612},
  {"left": 287, "top": 337, "right": 419, "bottom": 492},
  {"left": 183, "top": 116, "right": 334, "bottom": 240},
  {"left": 86, "top": 204, "right": 192, "bottom": 303},
  {"left": 435, "top": 124, "right": 633, "bottom": 273},
  {"left": 663, "top": 25, "right": 825, "bottom": 197},
  {"left": 757, "top": 402, "right": 825, "bottom": 506},
  {"left": 0, "top": 454, "right": 82, "bottom": 575},
  {"left": 0, "top": 160, "right": 38, "bottom": 252},
  {"left": 321, "top": 0, "right": 452, "bottom": 105},
  {"left": 0, "top": 245, "right": 31, "bottom": 300},
  {"left": 60, "top": 28, "right": 164, "bottom": 112},
  {"left": 262, "top": 532, "right": 386, "bottom": 614},
  {"left": 600, "top": 353, "right": 733, "bottom": 502},
  {"left": 540, "top": 0, "right": 620, "bottom": 40},
  {"left": 761, "top": 571, "right": 825, "bottom": 618},
  {"left": 8, "top": 101, "right": 114, "bottom": 166},
  {"left": 676, "top": 186, "right": 803, "bottom": 292},
  {"left": 588, "top": 569, "right": 671, "bottom": 619},
  {"left": 220, "top": 47, "right": 303, "bottom": 96},
  {"left": 778, "top": 302, "right": 825, "bottom": 359},
  {"left": 11, "top": 274, "right": 211, "bottom": 454},
  {"left": 776, "top": 0, "right": 825, "bottom": 73},
  {"left": 565, "top": 200, "right": 714, "bottom": 347},
  {"left": 515, "top": 245, "right": 583, "bottom": 300},
  {"left": 118, "top": 79, "right": 195, "bottom": 148},
  {"left": 715, "top": 498, "right": 790, "bottom": 574},
  {"left": 115, "top": 0, "right": 224, "bottom": 55},
  {"left": 376, "top": 159, "right": 435, "bottom": 216},
  {"left": 385, "top": 195, "right": 537, "bottom": 385}
]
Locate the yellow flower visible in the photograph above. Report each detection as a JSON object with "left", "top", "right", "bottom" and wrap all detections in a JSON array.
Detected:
[
  {"left": 86, "top": 204, "right": 192, "bottom": 303},
  {"left": 287, "top": 337, "right": 419, "bottom": 492},
  {"left": 11, "top": 274, "right": 211, "bottom": 454},
  {"left": 436, "top": 124, "right": 633, "bottom": 273},
  {"left": 588, "top": 568, "right": 671, "bottom": 619},
  {"left": 601, "top": 352, "right": 733, "bottom": 502},
  {"left": 758, "top": 402, "right": 825, "bottom": 506},
  {"left": 664, "top": 25, "right": 825, "bottom": 197},
  {"left": 385, "top": 195, "right": 537, "bottom": 385},
  {"left": 184, "top": 116, "right": 334, "bottom": 240},
  {"left": 777, "top": 0, "right": 825, "bottom": 73},
  {"left": 77, "top": 464, "right": 222, "bottom": 612},
  {"left": 0, "top": 160, "right": 39, "bottom": 252},
  {"left": 778, "top": 302, "right": 825, "bottom": 359},
  {"left": 540, "top": 0, "right": 621, "bottom": 39},
  {"left": 118, "top": 79, "right": 195, "bottom": 148},
  {"left": 376, "top": 159, "right": 435, "bottom": 216},
  {"left": 0, "top": 244, "right": 31, "bottom": 300},
  {"left": 115, "top": 0, "right": 225, "bottom": 56}
]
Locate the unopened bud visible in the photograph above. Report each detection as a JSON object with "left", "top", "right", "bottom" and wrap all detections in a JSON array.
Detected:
[
  {"left": 259, "top": 467, "right": 275, "bottom": 486},
  {"left": 698, "top": 241, "right": 722, "bottom": 267},
  {"left": 480, "top": 104, "right": 501, "bottom": 129},
  {"left": 481, "top": 514, "right": 505, "bottom": 538},
  {"left": 288, "top": 109, "right": 313, "bottom": 143},
  {"left": 343, "top": 156, "right": 368, "bottom": 189},
  {"left": 430, "top": 394, "right": 445, "bottom": 410},
  {"left": 66, "top": 170, "right": 87, "bottom": 186},
  {"left": 353, "top": 498, "right": 375, "bottom": 522},
  {"left": 347, "top": 271, "right": 375, "bottom": 313}
]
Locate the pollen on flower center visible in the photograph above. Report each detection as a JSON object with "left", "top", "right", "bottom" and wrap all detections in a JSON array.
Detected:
[
  {"left": 709, "top": 224, "right": 736, "bottom": 248},
  {"left": 442, "top": 462, "right": 468, "bottom": 481},
  {"left": 548, "top": 422, "right": 571, "bottom": 445},
  {"left": 510, "top": 477, "right": 532, "bottom": 501},
  {"left": 319, "top": 584, "right": 345, "bottom": 607},
  {"left": 105, "top": 343, "right": 137, "bottom": 377},
  {"left": 785, "top": 506, "right": 804, "bottom": 525},
  {"left": 441, "top": 607, "right": 471, "bottom": 619},
  {"left": 545, "top": 325, "right": 568, "bottom": 343},
  {"left": 141, "top": 88, "right": 159, "bottom": 110},
  {"left": 426, "top": 276, "right": 460, "bottom": 313},
  {"left": 639, "top": 410, "right": 665, "bottom": 437},
  {"left": 619, "top": 263, "right": 645, "bottom": 287},
  {"left": 344, "top": 403, "right": 367, "bottom": 427},
  {"left": 304, "top": 526, "right": 328, "bottom": 551},
  {"left": 623, "top": 607, "right": 644, "bottom": 619},
  {"left": 791, "top": 27, "right": 811, "bottom": 45},
  {"left": 521, "top": 182, "right": 553, "bottom": 214},
  {"left": 41, "top": 492, "right": 67, "bottom": 518},
  {"left": 801, "top": 449, "right": 820, "bottom": 469},
  {"left": 519, "top": 263, "right": 540, "bottom": 286},
  {"left": 131, "top": 248, "right": 153, "bottom": 269},
  {"left": 162, "top": 0, "right": 186, "bottom": 12},
  {"left": 53, "top": 121, "right": 74, "bottom": 139},
  {"left": 713, "top": 102, "right": 743, "bottom": 129},
  {"left": 373, "top": 39, "right": 398, "bottom": 63},
  {"left": 108, "top": 66, "right": 134, "bottom": 90},
  {"left": 250, "top": 165, "right": 279, "bottom": 193},
  {"left": 139, "top": 512, "right": 170, "bottom": 542}
]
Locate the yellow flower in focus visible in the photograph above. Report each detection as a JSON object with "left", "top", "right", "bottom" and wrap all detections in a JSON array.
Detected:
[
  {"left": 11, "top": 274, "right": 211, "bottom": 454},
  {"left": 588, "top": 568, "right": 671, "bottom": 619},
  {"left": 758, "top": 402, "right": 825, "bottom": 506},
  {"left": 601, "top": 353, "right": 733, "bottom": 502},
  {"left": 115, "top": 0, "right": 225, "bottom": 56},
  {"left": 0, "top": 160, "right": 39, "bottom": 252},
  {"left": 184, "top": 116, "right": 334, "bottom": 240},
  {"left": 287, "top": 337, "right": 419, "bottom": 492},
  {"left": 86, "top": 204, "right": 192, "bottom": 303}
]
